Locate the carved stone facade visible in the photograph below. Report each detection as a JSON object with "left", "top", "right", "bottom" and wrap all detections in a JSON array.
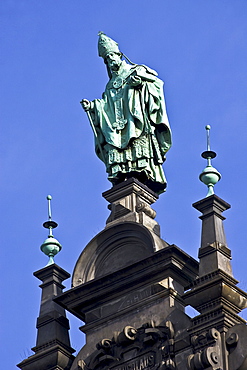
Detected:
[
  {"left": 78, "top": 321, "right": 175, "bottom": 370},
  {"left": 18, "top": 179, "right": 247, "bottom": 370}
]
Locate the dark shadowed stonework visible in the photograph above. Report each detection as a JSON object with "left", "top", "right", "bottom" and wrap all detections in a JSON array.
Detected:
[
  {"left": 17, "top": 264, "right": 75, "bottom": 370},
  {"left": 18, "top": 178, "right": 247, "bottom": 370}
]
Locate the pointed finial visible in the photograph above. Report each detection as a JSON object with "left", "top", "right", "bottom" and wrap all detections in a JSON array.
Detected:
[
  {"left": 43, "top": 195, "right": 58, "bottom": 234},
  {"left": 206, "top": 124, "right": 211, "bottom": 150},
  {"left": 199, "top": 125, "right": 221, "bottom": 197},
  {"left": 40, "top": 195, "right": 62, "bottom": 266}
]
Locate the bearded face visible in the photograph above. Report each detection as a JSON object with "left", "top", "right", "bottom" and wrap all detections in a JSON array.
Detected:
[{"left": 105, "top": 52, "right": 122, "bottom": 71}]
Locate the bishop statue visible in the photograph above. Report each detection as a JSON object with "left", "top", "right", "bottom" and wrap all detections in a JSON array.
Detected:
[{"left": 81, "top": 32, "right": 172, "bottom": 194}]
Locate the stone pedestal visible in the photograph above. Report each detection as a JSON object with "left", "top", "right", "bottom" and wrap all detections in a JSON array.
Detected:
[{"left": 103, "top": 177, "right": 160, "bottom": 236}]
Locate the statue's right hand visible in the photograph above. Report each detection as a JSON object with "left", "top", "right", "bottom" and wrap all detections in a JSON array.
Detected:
[{"left": 80, "top": 99, "right": 91, "bottom": 111}]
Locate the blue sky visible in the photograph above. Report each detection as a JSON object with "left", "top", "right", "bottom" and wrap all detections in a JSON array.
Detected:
[{"left": 1, "top": 1, "right": 247, "bottom": 368}]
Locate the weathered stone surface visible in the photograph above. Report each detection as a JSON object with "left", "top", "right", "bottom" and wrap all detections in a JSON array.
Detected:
[
  {"left": 187, "top": 328, "right": 224, "bottom": 370},
  {"left": 17, "top": 264, "right": 75, "bottom": 370},
  {"left": 77, "top": 321, "right": 176, "bottom": 370},
  {"left": 193, "top": 194, "right": 232, "bottom": 276},
  {"left": 72, "top": 221, "right": 169, "bottom": 286},
  {"left": 184, "top": 195, "right": 247, "bottom": 338},
  {"left": 56, "top": 238, "right": 198, "bottom": 368},
  {"left": 19, "top": 180, "right": 247, "bottom": 370},
  {"left": 226, "top": 324, "right": 247, "bottom": 370},
  {"left": 55, "top": 187, "right": 247, "bottom": 370},
  {"left": 103, "top": 178, "right": 160, "bottom": 235}
]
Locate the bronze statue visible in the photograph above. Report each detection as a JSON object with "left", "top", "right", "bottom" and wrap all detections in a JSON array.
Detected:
[{"left": 81, "top": 32, "right": 172, "bottom": 194}]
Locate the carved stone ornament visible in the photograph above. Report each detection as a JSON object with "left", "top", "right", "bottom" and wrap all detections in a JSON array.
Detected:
[
  {"left": 136, "top": 201, "right": 156, "bottom": 219},
  {"left": 187, "top": 328, "right": 223, "bottom": 370},
  {"left": 78, "top": 321, "right": 176, "bottom": 370},
  {"left": 226, "top": 323, "right": 247, "bottom": 370}
]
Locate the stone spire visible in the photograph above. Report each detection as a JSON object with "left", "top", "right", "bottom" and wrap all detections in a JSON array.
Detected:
[
  {"left": 184, "top": 191, "right": 247, "bottom": 369},
  {"left": 17, "top": 196, "right": 75, "bottom": 370},
  {"left": 183, "top": 127, "right": 247, "bottom": 369},
  {"left": 184, "top": 192, "right": 247, "bottom": 324}
]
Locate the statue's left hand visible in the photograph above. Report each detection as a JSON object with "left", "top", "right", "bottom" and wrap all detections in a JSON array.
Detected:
[{"left": 129, "top": 75, "right": 142, "bottom": 87}]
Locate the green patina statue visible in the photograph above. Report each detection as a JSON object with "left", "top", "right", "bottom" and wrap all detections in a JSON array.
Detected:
[{"left": 81, "top": 32, "right": 172, "bottom": 194}]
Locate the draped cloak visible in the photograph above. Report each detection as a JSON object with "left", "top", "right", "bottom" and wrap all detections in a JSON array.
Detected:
[{"left": 90, "top": 60, "right": 172, "bottom": 193}]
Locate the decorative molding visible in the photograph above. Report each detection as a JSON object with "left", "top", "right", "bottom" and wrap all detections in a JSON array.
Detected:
[
  {"left": 78, "top": 321, "right": 176, "bottom": 370},
  {"left": 136, "top": 201, "right": 156, "bottom": 219},
  {"left": 187, "top": 328, "right": 223, "bottom": 370}
]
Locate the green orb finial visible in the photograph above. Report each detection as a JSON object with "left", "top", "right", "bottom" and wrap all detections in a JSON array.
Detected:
[
  {"left": 40, "top": 195, "right": 62, "bottom": 266},
  {"left": 199, "top": 126, "right": 221, "bottom": 197}
]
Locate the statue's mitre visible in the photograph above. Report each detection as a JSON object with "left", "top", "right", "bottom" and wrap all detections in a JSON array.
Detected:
[{"left": 98, "top": 32, "right": 121, "bottom": 59}]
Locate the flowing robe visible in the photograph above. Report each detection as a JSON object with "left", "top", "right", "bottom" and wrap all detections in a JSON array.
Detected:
[{"left": 90, "top": 61, "right": 172, "bottom": 193}]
